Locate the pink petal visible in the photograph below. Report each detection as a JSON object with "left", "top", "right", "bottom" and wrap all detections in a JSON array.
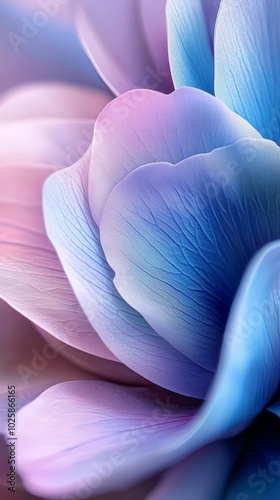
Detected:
[
  {"left": 0, "top": 119, "right": 94, "bottom": 167},
  {"left": 0, "top": 84, "right": 111, "bottom": 122},
  {"left": 17, "top": 381, "right": 198, "bottom": 498},
  {"left": 0, "top": 162, "right": 116, "bottom": 363}
]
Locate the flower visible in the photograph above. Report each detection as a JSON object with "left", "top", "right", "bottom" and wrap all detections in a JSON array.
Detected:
[{"left": 1, "top": 1, "right": 280, "bottom": 500}]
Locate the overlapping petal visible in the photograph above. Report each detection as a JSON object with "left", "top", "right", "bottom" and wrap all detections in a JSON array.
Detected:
[
  {"left": 101, "top": 138, "right": 280, "bottom": 371},
  {"left": 77, "top": 0, "right": 172, "bottom": 96},
  {"left": 166, "top": 0, "right": 219, "bottom": 92},
  {"left": 43, "top": 151, "right": 213, "bottom": 398},
  {"left": 17, "top": 243, "right": 280, "bottom": 500},
  {"left": 215, "top": 0, "right": 280, "bottom": 143},
  {"left": 17, "top": 381, "right": 198, "bottom": 499},
  {"left": 0, "top": 161, "right": 116, "bottom": 363},
  {"left": 89, "top": 88, "right": 259, "bottom": 224}
]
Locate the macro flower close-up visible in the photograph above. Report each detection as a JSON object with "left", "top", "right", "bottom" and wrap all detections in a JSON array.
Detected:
[{"left": 1, "top": 1, "right": 280, "bottom": 499}]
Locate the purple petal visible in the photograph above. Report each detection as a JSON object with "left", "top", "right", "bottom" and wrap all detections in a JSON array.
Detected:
[
  {"left": 89, "top": 87, "right": 259, "bottom": 224},
  {"left": 17, "top": 381, "right": 198, "bottom": 498},
  {"left": 43, "top": 152, "right": 213, "bottom": 398},
  {"left": 77, "top": 0, "right": 171, "bottom": 95}
]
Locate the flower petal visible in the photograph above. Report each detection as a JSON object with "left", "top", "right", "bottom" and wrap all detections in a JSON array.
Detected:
[
  {"left": 201, "top": 0, "right": 220, "bottom": 49},
  {"left": 43, "top": 151, "right": 213, "bottom": 398},
  {"left": 0, "top": 83, "right": 111, "bottom": 122},
  {"left": 0, "top": 162, "right": 116, "bottom": 362},
  {"left": 0, "top": 119, "right": 94, "bottom": 168},
  {"left": 89, "top": 87, "right": 259, "bottom": 224},
  {"left": 146, "top": 440, "right": 240, "bottom": 500},
  {"left": 138, "top": 0, "right": 173, "bottom": 93},
  {"left": 166, "top": 0, "right": 214, "bottom": 92},
  {"left": 0, "top": 2, "right": 106, "bottom": 95},
  {"left": 215, "top": 0, "right": 280, "bottom": 143},
  {"left": 17, "top": 381, "right": 199, "bottom": 498},
  {"left": 77, "top": 0, "right": 170, "bottom": 95},
  {"left": 0, "top": 299, "right": 94, "bottom": 435},
  {"left": 100, "top": 138, "right": 280, "bottom": 371}
]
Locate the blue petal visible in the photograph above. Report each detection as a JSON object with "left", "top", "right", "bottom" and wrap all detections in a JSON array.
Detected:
[
  {"left": 166, "top": 0, "right": 214, "bottom": 92},
  {"left": 100, "top": 138, "right": 280, "bottom": 371},
  {"left": 43, "top": 151, "right": 213, "bottom": 398},
  {"left": 215, "top": 0, "right": 280, "bottom": 143}
]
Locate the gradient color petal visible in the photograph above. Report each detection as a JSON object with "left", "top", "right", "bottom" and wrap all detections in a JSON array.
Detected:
[
  {"left": 215, "top": 0, "right": 280, "bottom": 143},
  {"left": 43, "top": 151, "right": 213, "bottom": 398},
  {"left": 166, "top": 0, "right": 214, "bottom": 92},
  {"left": 0, "top": 162, "right": 116, "bottom": 362},
  {"left": 77, "top": 0, "right": 172, "bottom": 95},
  {"left": 17, "top": 381, "right": 199, "bottom": 499},
  {"left": 0, "top": 2, "right": 106, "bottom": 95},
  {"left": 101, "top": 139, "right": 280, "bottom": 371},
  {"left": 89, "top": 88, "right": 259, "bottom": 224}
]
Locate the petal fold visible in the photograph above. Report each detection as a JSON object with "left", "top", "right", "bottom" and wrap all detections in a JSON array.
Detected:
[
  {"left": 89, "top": 87, "right": 259, "bottom": 224},
  {"left": 101, "top": 139, "right": 280, "bottom": 371},
  {"left": 43, "top": 151, "right": 213, "bottom": 398},
  {"left": 166, "top": 0, "right": 214, "bottom": 92},
  {"left": 0, "top": 162, "right": 116, "bottom": 362},
  {"left": 17, "top": 381, "right": 198, "bottom": 498},
  {"left": 77, "top": 0, "right": 171, "bottom": 95}
]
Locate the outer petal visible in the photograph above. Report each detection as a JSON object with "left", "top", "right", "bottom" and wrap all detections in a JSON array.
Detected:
[
  {"left": 0, "top": 300, "right": 93, "bottom": 406},
  {"left": 201, "top": 0, "right": 220, "bottom": 49},
  {"left": 0, "top": 119, "right": 94, "bottom": 168},
  {"left": 43, "top": 151, "right": 213, "bottom": 398},
  {"left": 0, "top": 2, "right": 106, "bottom": 95},
  {"left": 17, "top": 381, "right": 199, "bottom": 499},
  {"left": 166, "top": 0, "right": 214, "bottom": 92},
  {"left": 215, "top": 0, "right": 280, "bottom": 143},
  {"left": 0, "top": 162, "right": 116, "bottom": 363},
  {"left": 77, "top": 0, "right": 171, "bottom": 95},
  {"left": 0, "top": 83, "right": 111, "bottom": 122},
  {"left": 101, "top": 138, "right": 280, "bottom": 371},
  {"left": 16, "top": 242, "right": 280, "bottom": 498},
  {"left": 89, "top": 88, "right": 260, "bottom": 224}
]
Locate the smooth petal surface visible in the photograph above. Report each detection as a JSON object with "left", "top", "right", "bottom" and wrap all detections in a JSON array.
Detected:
[
  {"left": 139, "top": 0, "right": 172, "bottom": 90},
  {"left": 89, "top": 88, "right": 259, "bottom": 224},
  {"left": 146, "top": 440, "right": 240, "bottom": 500},
  {"left": 0, "top": 162, "right": 116, "bottom": 362},
  {"left": 0, "top": 83, "right": 111, "bottom": 122},
  {"left": 215, "top": 0, "right": 280, "bottom": 143},
  {"left": 201, "top": 0, "right": 220, "bottom": 49},
  {"left": 77, "top": 0, "right": 172, "bottom": 95},
  {"left": 101, "top": 139, "right": 280, "bottom": 371},
  {"left": 166, "top": 0, "right": 214, "bottom": 92},
  {"left": 0, "top": 2, "right": 106, "bottom": 95},
  {"left": 16, "top": 240, "right": 280, "bottom": 497},
  {"left": 0, "top": 300, "right": 93, "bottom": 410},
  {"left": 0, "top": 119, "right": 94, "bottom": 168},
  {"left": 17, "top": 381, "right": 199, "bottom": 499},
  {"left": 43, "top": 151, "right": 213, "bottom": 398}
]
